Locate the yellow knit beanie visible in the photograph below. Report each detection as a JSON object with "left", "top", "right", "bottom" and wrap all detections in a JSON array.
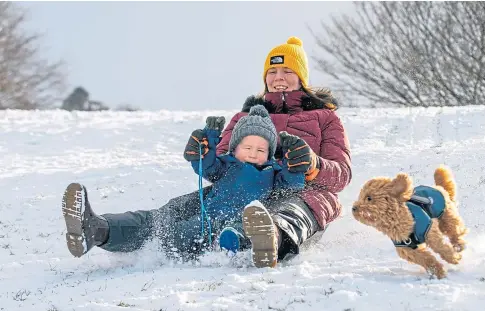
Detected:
[{"left": 263, "top": 36, "right": 309, "bottom": 88}]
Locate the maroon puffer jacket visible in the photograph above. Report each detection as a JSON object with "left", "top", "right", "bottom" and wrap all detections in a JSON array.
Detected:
[{"left": 217, "top": 90, "right": 352, "bottom": 229}]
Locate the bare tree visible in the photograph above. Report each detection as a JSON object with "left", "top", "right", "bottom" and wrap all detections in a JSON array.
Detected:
[
  {"left": 309, "top": 2, "right": 485, "bottom": 107},
  {"left": 0, "top": 2, "right": 66, "bottom": 110}
]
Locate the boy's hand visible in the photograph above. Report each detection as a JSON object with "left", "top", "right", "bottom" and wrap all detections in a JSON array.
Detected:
[
  {"left": 184, "top": 129, "right": 209, "bottom": 162},
  {"left": 279, "top": 131, "right": 320, "bottom": 180},
  {"left": 205, "top": 116, "right": 225, "bottom": 132}
]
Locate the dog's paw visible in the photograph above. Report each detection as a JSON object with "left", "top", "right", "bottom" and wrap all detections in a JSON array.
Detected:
[
  {"left": 428, "top": 265, "right": 447, "bottom": 279},
  {"left": 449, "top": 252, "right": 462, "bottom": 264},
  {"left": 453, "top": 240, "right": 467, "bottom": 253},
  {"left": 454, "top": 244, "right": 466, "bottom": 253}
]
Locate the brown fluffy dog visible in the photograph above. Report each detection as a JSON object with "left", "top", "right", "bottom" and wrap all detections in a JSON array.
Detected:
[{"left": 352, "top": 165, "right": 468, "bottom": 279}]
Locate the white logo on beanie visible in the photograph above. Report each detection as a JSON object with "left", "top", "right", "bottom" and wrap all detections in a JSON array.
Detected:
[{"left": 270, "top": 56, "right": 284, "bottom": 65}]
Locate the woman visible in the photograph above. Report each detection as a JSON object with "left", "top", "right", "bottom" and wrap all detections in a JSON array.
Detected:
[
  {"left": 217, "top": 37, "right": 351, "bottom": 267},
  {"left": 61, "top": 36, "right": 351, "bottom": 268}
]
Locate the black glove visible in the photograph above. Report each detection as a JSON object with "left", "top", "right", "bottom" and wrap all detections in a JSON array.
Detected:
[
  {"left": 205, "top": 116, "right": 225, "bottom": 132},
  {"left": 184, "top": 129, "right": 209, "bottom": 162},
  {"left": 183, "top": 116, "right": 225, "bottom": 162},
  {"left": 279, "top": 131, "right": 319, "bottom": 175}
]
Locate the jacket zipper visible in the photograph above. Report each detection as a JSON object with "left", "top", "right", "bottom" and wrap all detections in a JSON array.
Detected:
[{"left": 281, "top": 92, "right": 288, "bottom": 113}]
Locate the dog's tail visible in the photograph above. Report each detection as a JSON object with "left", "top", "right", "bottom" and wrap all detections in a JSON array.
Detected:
[{"left": 434, "top": 165, "right": 457, "bottom": 202}]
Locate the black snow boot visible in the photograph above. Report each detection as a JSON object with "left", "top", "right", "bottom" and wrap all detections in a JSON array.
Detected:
[{"left": 62, "top": 183, "right": 109, "bottom": 257}]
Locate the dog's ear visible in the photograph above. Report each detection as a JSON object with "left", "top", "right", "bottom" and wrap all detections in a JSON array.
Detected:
[{"left": 389, "top": 173, "right": 413, "bottom": 201}]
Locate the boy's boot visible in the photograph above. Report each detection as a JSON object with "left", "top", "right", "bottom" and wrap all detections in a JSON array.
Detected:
[
  {"left": 219, "top": 226, "right": 250, "bottom": 254},
  {"left": 242, "top": 202, "right": 280, "bottom": 268},
  {"left": 62, "top": 183, "right": 109, "bottom": 257}
]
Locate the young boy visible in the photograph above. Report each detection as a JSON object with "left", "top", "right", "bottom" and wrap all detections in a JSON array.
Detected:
[{"left": 184, "top": 105, "right": 305, "bottom": 255}]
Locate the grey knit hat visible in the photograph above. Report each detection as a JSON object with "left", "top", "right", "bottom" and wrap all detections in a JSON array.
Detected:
[{"left": 229, "top": 105, "right": 277, "bottom": 159}]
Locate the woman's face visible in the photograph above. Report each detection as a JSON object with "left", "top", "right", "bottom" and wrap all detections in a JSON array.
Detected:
[{"left": 265, "top": 67, "right": 301, "bottom": 92}]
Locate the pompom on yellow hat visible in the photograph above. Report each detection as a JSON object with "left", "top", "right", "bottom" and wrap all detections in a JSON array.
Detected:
[{"left": 263, "top": 36, "right": 309, "bottom": 88}]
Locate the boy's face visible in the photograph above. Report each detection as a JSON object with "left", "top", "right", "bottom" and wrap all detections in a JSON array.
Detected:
[{"left": 234, "top": 135, "right": 269, "bottom": 166}]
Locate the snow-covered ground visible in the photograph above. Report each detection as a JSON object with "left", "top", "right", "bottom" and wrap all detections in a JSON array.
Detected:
[{"left": 0, "top": 107, "right": 484, "bottom": 311}]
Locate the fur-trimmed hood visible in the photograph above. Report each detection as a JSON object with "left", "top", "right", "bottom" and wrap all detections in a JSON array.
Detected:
[{"left": 241, "top": 89, "right": 339, "bottom": 113}]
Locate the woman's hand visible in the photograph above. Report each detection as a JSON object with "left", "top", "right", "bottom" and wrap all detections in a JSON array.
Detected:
[
  {"left": 184, "top": 129, "right": 209, "bottom": 162},
  {"left": 279, "top": 131, "right": 320, "bottom": 180},
  {"left": 183, "top": 116, "right": 226, "bottom": 162}
]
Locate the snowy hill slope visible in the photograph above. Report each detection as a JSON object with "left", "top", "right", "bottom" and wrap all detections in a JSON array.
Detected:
[{"left": 0, "top": 107, "right": 484, "bottom": 310}]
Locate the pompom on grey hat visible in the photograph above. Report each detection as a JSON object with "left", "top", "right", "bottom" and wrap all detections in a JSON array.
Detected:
[{"left": 229, "top": 105, "right": 277, "bottom": 159}]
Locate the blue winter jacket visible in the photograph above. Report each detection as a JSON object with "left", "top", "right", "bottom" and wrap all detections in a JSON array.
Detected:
[{"left": 190, "top": 128, "right": 305, "bottom": 226}]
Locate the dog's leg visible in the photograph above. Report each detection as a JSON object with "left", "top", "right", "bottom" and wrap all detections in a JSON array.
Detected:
[
  {"left": 426, "top": 220, "right": 462, "bottom": 264},
  {"left": 438, "top": 207, "right": 468, "bottom": 253},
  {"left": 396, "top": 247, "right": 447, "bottom": 279}
]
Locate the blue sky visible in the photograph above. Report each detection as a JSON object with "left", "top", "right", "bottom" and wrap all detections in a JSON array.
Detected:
[{"left": 20, "top": 1, "right": 355, "bottom": 111}]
